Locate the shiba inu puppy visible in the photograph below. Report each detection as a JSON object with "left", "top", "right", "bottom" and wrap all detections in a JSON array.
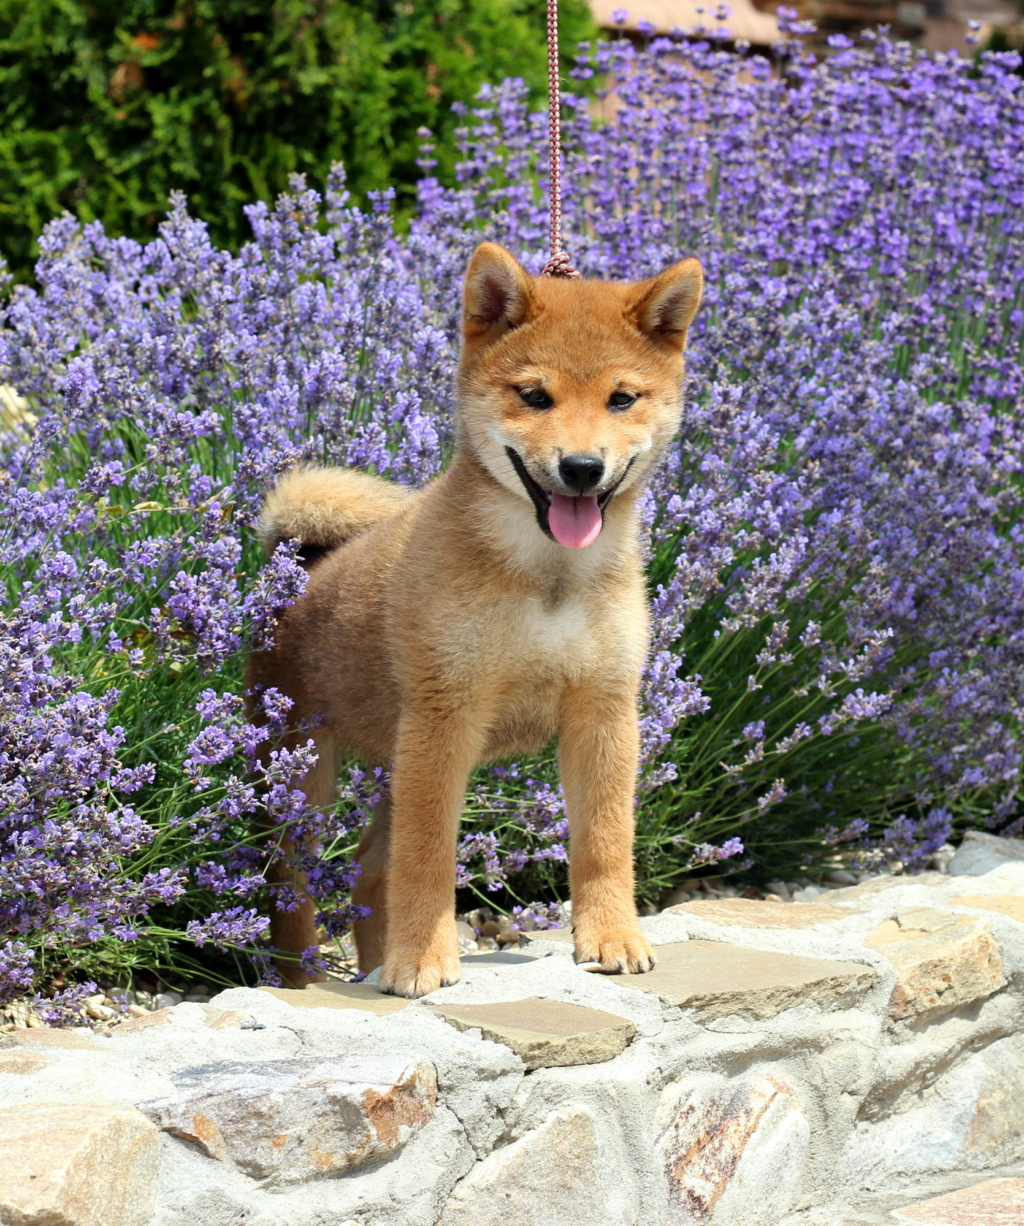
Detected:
[{"left": 251, "top": 242, "right": 703, "bottom": 997}]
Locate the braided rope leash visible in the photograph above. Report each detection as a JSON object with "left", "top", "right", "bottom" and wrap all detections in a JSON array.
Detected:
[{"left": 540, "top": 0, "right": 581, "bottom": 279}]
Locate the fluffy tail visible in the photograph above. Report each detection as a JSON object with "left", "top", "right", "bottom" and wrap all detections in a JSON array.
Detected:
[{"left": 258, "top": 466, "right": 416, "bottom": 564}]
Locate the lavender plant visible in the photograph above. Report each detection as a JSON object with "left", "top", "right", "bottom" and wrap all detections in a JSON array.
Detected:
[{"left": 2, "top": 24, "right": 1023, "bottom": 1001}]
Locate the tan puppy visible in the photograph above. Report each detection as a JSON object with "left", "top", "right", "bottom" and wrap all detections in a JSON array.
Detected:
[{"left": 250, "top": 243, "right": 703, "bottom": 997}]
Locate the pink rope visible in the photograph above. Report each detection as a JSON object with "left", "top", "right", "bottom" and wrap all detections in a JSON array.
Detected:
[{"left": 540, "top": 0, "right": 581, "bottom": 278}]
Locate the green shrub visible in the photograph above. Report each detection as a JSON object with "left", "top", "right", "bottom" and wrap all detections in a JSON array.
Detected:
[{"left": 0, "top": 0, "right": 595, "bottom": 282}]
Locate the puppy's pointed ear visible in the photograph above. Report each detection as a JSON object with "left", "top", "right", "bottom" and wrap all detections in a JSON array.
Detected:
[
  {"left": 463, "top": 243, "right": 534, "bottom": 343},
  {"left": 630, "top": 258, "right": 703, "bottom": 354}
]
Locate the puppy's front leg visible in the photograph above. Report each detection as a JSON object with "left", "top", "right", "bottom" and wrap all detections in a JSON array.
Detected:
[
  {"left": 379, "top": 708, "right": 483, "bottom": 998},
  {"left": 560, "top": 685, "right": 655, "bottom": 974}
]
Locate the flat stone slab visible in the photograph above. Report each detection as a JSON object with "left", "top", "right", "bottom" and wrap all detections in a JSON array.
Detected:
[
  {"left": 427, "top": 998, "right": 636, "bottom": 1069},
  {"left": 518, "top": 927, "right": 573, "bottom": 945},
  {"left": 950, "top": 895, "right": 1024, "bottom": 924},
  {"left": 139, "top": 1054, "right": 435, "bottom": 1185},
  {"left": 668, "top": 898, "right": 848, "bottom": 928},
  {"left": 0, "top": 1027, "right": 108, "bottom": 1051},
  {"left": 610, "top": 940, "right": 874, "bottom": 1019},
  {"left": 0, "top": 1048, "right": 52, "bottom": 1074},
  {"left": 260, "top": 981, "right": 411, "bottom": 1015},
  {"left": 0, "top": 1102, "right": 159, "bottom": 1226},
  {"left": 892, "top": 1177, "right": 1024, "bottom": 1223},
  {"left": 864, "top": 908, "right": 1006, "bottom": 1020}
]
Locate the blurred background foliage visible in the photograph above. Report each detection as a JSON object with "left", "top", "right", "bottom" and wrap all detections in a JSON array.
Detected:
[{"left": 0, "top": 0, "right": 596, "bottom": 282}]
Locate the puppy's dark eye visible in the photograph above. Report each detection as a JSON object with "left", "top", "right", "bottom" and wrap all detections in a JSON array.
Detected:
[
  {"left": 609, "top": 391, "right": 637, "bottom": 410},
  {"left": 518, "top": 387, "right": 553, "bottom": 410}
]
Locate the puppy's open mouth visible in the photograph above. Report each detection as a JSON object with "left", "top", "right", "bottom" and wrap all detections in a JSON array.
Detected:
[{"left": 504, "top": 447, "right": 631, "bottom": 549}]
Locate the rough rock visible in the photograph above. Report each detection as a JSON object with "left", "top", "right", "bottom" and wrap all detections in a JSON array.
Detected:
[
  {"left": 428, "top": 998, "right": 635, "bottom": 1069},
  {"left": 611, "top": 940, "right": 874, "bottom": 1019},
  {"left": 657, "top": 1072, "right": 810, "bottom": 1226},
  {"left": 892, "top": 1177, "right": 1024, "bottom": 1224},
  {"left": 260, "top": 981, "right": 411, "bottom": 1015},
  {"left": 437, "top": 1105, "right": 633, "bottom": 1226},
  {"left": 667, "top": 898, "right": 848, "bottom": 929},
  {"left": 949, "top": 832, "right": 1024, "bottom": 878},
  {"left": 841, "top": 1038, "right": 1024, "bottom": 1184},
  {"left": 139, "top": 1053, "right": 436, "bottom": 1184},
  {"left": 864, "top": 908, "right": 1006, "bottom": 1019},
  {"left": 0, "top": 1101, "right": 159, "bottom": 1226},
  {"left": 950, "top": 895, "right": 1024, "bottom": 925}
]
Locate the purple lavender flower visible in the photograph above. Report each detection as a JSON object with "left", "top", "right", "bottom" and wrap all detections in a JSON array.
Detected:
[{"left": 2, "top": 27, "right": 1022, "bottom": 999}]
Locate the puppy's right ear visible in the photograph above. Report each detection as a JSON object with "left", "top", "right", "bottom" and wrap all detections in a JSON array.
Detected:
[{"left": 463, "top": 243, "right": 534, "bottom": 344}]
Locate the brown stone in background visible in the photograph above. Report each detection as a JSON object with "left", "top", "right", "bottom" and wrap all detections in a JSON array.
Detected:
[
  {"left": 864, "top": 908, "right": 1006, "bottom": 1020},
  {"left": 892, "top": 1177, "right": 1024, "bottom": 1224},
  {"left": 0, "top": 1102, "right": 159, "bottom": 1226},
  {"left": 428, "top": 998, "right": 635, "bottom": 1069},
  {"left": 612, "top": 940, "right": 874, "bottom": 1020},
  {"left": 668, "top": 897, "right": 848, "bottom": 929}
]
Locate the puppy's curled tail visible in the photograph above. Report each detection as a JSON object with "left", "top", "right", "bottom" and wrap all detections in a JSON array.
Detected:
[{"left": 258, "top": 466, "right": 416, "bottom": 565}]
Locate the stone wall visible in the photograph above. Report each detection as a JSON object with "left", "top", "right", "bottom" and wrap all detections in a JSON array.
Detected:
[{"left": 4, "top": 859, "right": 1024, "bottom": 1226}]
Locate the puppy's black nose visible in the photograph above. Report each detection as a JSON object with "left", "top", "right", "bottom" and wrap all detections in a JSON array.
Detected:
[{"left": 559, "top": 454, "right": 605, "bottom": 493}]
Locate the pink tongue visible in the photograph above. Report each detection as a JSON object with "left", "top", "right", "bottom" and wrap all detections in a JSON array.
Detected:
[{"left": 548, "top": 493, "right": 603, "bottom": 549}]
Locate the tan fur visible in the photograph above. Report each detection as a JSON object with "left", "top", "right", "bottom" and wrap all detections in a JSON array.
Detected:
[
  {"left": 249, "top": 243, "right": 703, "bottom": 995},
  {"left": 259, "top": 466, "right": 417, "bottom": 554}
]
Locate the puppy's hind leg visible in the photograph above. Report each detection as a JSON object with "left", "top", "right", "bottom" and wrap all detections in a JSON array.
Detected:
[
  {"left": 266, "top": 730, "right": 339, "bottom": 989},
  {"left": 350, "top": 795, "right": 391, "bottom": 975}
]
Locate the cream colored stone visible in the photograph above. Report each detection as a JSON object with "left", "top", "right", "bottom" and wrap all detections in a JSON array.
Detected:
[
  {"left": 950, "top": 895, "right": 1024, "bottom": 924},
  {"left": 667, "top": 897, "right": 847, "bottom": 929},
  {"left": 0, "top": 1102, "right": 159, "bottom": 1226},
  {"left": 612, "top": 940, "right": 874, "bottom": 1019},
  {"left": 966, "top": 1039, "right": 1024, "bottom": 1152},
  {"left": 438, "top": 1105, "right": 631, "bottom": 1226},
  {"left": 658, "top": 1072, "right": 809, "bottom": 1226},
  {"left": 864, "top": 908, "right": 1006, "bottom": 1019},
  {"left": 259, "top": 981, "right": 412, "bottom": 1015},
  {"left": 892, "top": 1178, "right": 1024, "bottom": 1224},
  {"left": 428, "top": 998, "right": 635, "bottom": 1069},
  {"left": 0, "top": 1048, "right": 51, "bottom": 1075}
]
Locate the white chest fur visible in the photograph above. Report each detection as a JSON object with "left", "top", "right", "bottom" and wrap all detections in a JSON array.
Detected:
[{"left": 525, "top": 597, "right": 590, "bottom": 658}]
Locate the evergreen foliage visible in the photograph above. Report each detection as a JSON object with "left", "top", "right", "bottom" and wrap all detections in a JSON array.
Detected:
[{"left": 0, "top": 0, "right": 595, "bottom": 281}]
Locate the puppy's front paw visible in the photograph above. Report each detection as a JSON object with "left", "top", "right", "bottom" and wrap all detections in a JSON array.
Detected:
[
  {"left": 379, "top": 947, "right": 462, "bottom": 999},
  {"left": 574, "top": 924, "right": 655, "bottom": 975}
]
